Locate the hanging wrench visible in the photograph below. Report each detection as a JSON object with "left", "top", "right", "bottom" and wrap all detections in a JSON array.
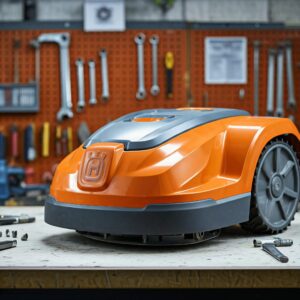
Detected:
[
  {"left": 275, "top": 46, "right": 284, "bottom": 117},
  {"left": 150, "top": 35, "right": 160, "bottom": 96},
  {"left": 134, "top": 33, "right": 146, "bottom": 100},
  {"left": 253, "top": 40, "right": 260, "bottom": 116},
  {"left": 35, "top": 32, "right": 73, "bottom": 121},
  {"left": 99, "top": 49, "right": 109, "bottom": 101},
  {"left": 266, "top": 48, "right": 276, "bottom": 116},
  {"left": 88, "top": 60, "right": 97, "bottom": 105},
  {"left": 285, "top": 41, "right": 296, "bottom": 110},
  {"left": 75, "top": 58, "right": 85, "bottom": 112}
]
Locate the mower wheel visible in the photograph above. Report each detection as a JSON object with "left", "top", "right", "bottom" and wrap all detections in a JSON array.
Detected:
[{"left": 241, "top": 139, "right": 300, "bottom": 234}]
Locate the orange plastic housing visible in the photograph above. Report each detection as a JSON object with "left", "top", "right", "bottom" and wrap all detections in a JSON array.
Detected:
[{"left": 50, "top": 115, "right": 300, "bottom": 208}]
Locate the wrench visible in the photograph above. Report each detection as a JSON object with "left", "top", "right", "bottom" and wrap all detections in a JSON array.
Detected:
[
  {"left": 35, "top": 32, "right": 73, "bottom": 121},
  {"left": 149, "top": 35, "right": 160, "bottom": 96},
  {"left": 253, "top": 40, "right": 260, "bottom": 116},
  {"left": 285, "top": 41, "right": 296, "bottom": 110},
  {"left": 275, "top": 46, "right": 284, "bottom": 117},
  {"left": 134, "top": 33, "right": 146, "bottom": 100},
  {"left": 99, "top": 49, "right": 109, "bottom": 101},
  {"left": 75, "top": 58, "right": 85, "bottom": 112},
  {"left": 266, "top": 48, "right": 276, "bottom": 116},
  {"left": 88, "top": 60, "right": 97, "bottom": 105}
]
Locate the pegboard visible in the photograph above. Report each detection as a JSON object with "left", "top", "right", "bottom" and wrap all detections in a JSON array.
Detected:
[
  {"left": 0, "top": 26, "right": 300, "bottom": 183},
  {"left": 190, "top": 29, "right": 300, "bottom": 119},
  {"left": 0, "top": 28, "right": 187, "bottom": 182}
]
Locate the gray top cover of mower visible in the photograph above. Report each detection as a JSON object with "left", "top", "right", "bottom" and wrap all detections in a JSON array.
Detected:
[{"left": 84, "top": 108, "right": 249, "bottom": 150}]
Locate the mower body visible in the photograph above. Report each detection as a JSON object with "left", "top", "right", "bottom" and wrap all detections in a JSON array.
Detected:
[{"left": 45, "top": 108, "right": 300, "bottom": 244}]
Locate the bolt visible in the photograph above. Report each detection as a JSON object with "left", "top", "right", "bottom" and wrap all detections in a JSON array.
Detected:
[{"left": 21, "top": 233, "right": 28, "bottom": 241}]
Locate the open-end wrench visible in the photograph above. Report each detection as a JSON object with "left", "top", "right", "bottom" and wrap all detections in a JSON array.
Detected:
[
  {"left": 88, "top": 60, "right": 97, "bottom": 105},
  {"left": 266, "top": 48, "right": 276, "bottom": 116},
  {"left": 75, "top": 58, "right": 85, "bottom": 112},
  {"left": 275, "top": 46, "right": 284, "bottom": 117},
  {"left": 35, "top": 32, "right": 73, "bottom": 121},
  {"left": 99, "top": 49, "right": 109, "bottom": 101},
  {"left": 253, "top": 40, "right": 260, "bottom": 116},
  {"left": 134, "top": 33, "right": 146, "bottom": 100},
  {"left": 285, "top": 41, "right": 296, "bottom": 110},
  {"left": 150, "top": 35, "right": 160, "bottom": 96}
]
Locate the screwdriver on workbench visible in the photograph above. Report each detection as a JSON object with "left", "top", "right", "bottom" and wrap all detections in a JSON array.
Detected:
[
  {"left": 55, "top": 125, "right": 62, "bottom": 156},
  {"left": 165, "top": 51, "right": 174, "bottom": 99}
]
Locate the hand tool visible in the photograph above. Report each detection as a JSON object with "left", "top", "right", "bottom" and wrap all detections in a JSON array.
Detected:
[
  {"left": 24, "top": 124, "right": 36, "bottom": 162},
  {"left": 165, "top": 52, "right": 174, "bottom": 98},
  {"left": 99, "top": 49, "right": 109, "bottom": 101},
  {"left": 41, "top": 122, "right": 50, "bottom": 157},
  {"left": 77, "top": 122, "right": 90, "bottom": 144},
  {"left": 75, "top": 58, "right": 85, "bottom": 112},
  {"left": 34, "top": 32, "right": 73, "bottom": 121},
  {"left": 55, "top": 125, "right": 62, "bottom": 156},
  {"left": 253, "top": 40, "right": 260, "bottom": 116},
  {"left": 0, "top": 214, "right": 36, "bottom": 225},
  {"left": 61, "top": 128, "right": 68, "bottom": 156},
  {"left": 0, "top": 240, "right": 17, "bottom": 251},
  {"left": 13, "top": 38, "right": 21, "bottom": 84},
  {"left": 67, "top": 126, "right": 73, "bottom": 153},
  {"left": 266, "top": 48, "right": 276, "bottom": 116},
  {"left": 149, "top": 35, "right": 160, "bottom": 96},
  {"left": 253, "top": 237, "right": 292, "bottom": 263},
  {"left": 10, "top": 124, "right": 19, "bottom": 161},
  {"left": 285, "top": 41, "right": 296, "bottom": 110},
  {"left": 12, "top": 230, "right": 17, "bottom": 238},
  {"left": 275, "top": 45, "right": 284, "bottom": 117},
  {"left": 88, "top": 60, "right": 97, "bottom": 105},
  {"left": 21, "top": 233, "right": 28, "bottom": 241},
  {"left": 134, "top": 33, "right": 146, "bottom": 100},
  {"left": 0, "top": 130, "right": 6, "bottom": 159}
]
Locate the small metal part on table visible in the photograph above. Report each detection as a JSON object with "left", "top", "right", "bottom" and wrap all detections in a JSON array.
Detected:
[
  {"left": 12, "top": 230, "right": 17, "bottom": 238},
  {"left": 21, "top": 233, "right": 28, "bottom": 241},
  {"left": 6, "top": 229, "right": 9, "bottom": 237}
]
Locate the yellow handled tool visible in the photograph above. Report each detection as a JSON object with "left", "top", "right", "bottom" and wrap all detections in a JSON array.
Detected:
[
  {"left": 41, "top": 122, "right": 50, "bottom": 157},
  {"left": 165, "top": 52, "right": 174, "bottom": 98}
]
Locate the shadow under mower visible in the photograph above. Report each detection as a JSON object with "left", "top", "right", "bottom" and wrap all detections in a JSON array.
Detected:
[{"left": 45, "top": 108, "right": 300, "bottom": 246}]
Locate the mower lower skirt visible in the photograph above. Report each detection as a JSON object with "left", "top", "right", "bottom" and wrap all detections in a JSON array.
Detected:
[{"left": 45, "top": 193, "right": 250, "bottom": 236}]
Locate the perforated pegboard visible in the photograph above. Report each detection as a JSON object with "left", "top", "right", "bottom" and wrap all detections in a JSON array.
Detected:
[
  {"left": 190, "top": 29, "right": 300, "bottom": 119},
  {"left": 0, "top": 28, "right": 187, "bottom": 182}
]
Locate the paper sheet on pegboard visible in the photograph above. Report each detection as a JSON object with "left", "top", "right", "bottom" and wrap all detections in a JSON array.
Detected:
[{"left": 205, "top": 37, "right": 247, "bottom": 84}]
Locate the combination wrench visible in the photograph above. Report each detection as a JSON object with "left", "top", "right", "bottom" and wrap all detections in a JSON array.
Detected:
[
  {"left": 266, "top": 48, "right": 276, "bottom": 116},
  {"left": 99, "top": 49, "right": 109, "bottom": 101},
  {"left": 75, "top": 58, "right": 85, "bottom": 112},
  {"left": 134, "top": 33, "right": 146, "bottom": 100},
  {"left": 275, "top": 46, "right": 284, "bottom": 117},
  {"left": 149, "top": 35, "right": 160, "bottom": 96},
  {"left": 88, "top": 60, "right": 97, "bottom": 105},
  {"left": 34, "top": 32, "right": 73, "bottom": 121},
  {"left": 253, "top": 41, "right": 260, "bottom": 116},
  {"left": 285, "top": 41, "right": 296, "bottom": 110}
]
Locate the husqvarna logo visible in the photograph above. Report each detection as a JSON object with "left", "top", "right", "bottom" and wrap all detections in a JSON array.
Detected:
[
  {"left": 78, "top": 148, "right": 113, "bottom": 190},
  {"left": 84, "top": 151, "right": 107, "bottom": 181}
]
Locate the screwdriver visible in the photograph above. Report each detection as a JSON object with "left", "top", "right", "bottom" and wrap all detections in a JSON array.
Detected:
[
  {"left": 0, "top": 130, "right": 6, "bottom": 159},
  {"left": 165, "top": 51, "right": 174, "bottom": 98},
  {"left": 24, "top": 124, "right": 36, "bottom": 162},
  {"left": 67, "top": 126, "right": 73, "bottom": 153},
  {"left": 41, "top": 122, "right": 50, "bottom": 157},
  {"left": 10, "top": 124, "right": 19, "bottom": 161},
  {"left": 55, "top": 125, "right": 62, "bottom": 156}
]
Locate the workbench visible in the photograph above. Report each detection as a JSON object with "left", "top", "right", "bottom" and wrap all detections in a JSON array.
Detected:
[{"left": 1, "top": 206, "right": 300, "bottom": 288}]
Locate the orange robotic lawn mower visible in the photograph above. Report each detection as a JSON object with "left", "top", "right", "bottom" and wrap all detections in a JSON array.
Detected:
[{"left": 45, "top": 108, "right": 300, "bottom": 245}]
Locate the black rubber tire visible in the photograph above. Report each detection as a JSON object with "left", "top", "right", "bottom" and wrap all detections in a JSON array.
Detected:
[{"left": 241, "top": 138, "right": 300, "bottom": 234}]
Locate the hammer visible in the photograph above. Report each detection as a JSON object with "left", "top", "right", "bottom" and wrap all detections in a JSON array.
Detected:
[{"left": 253, "top": 237, "right": 293, "bottom": 263}]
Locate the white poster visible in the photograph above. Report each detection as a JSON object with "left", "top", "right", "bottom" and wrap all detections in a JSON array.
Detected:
[{"left": 205, "top": 37, "right": 247, "bottom": 84}]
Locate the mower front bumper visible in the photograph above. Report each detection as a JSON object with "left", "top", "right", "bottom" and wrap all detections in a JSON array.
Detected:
[{"left": 45, "top": 193, "right": 251, "bottom": 235}]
